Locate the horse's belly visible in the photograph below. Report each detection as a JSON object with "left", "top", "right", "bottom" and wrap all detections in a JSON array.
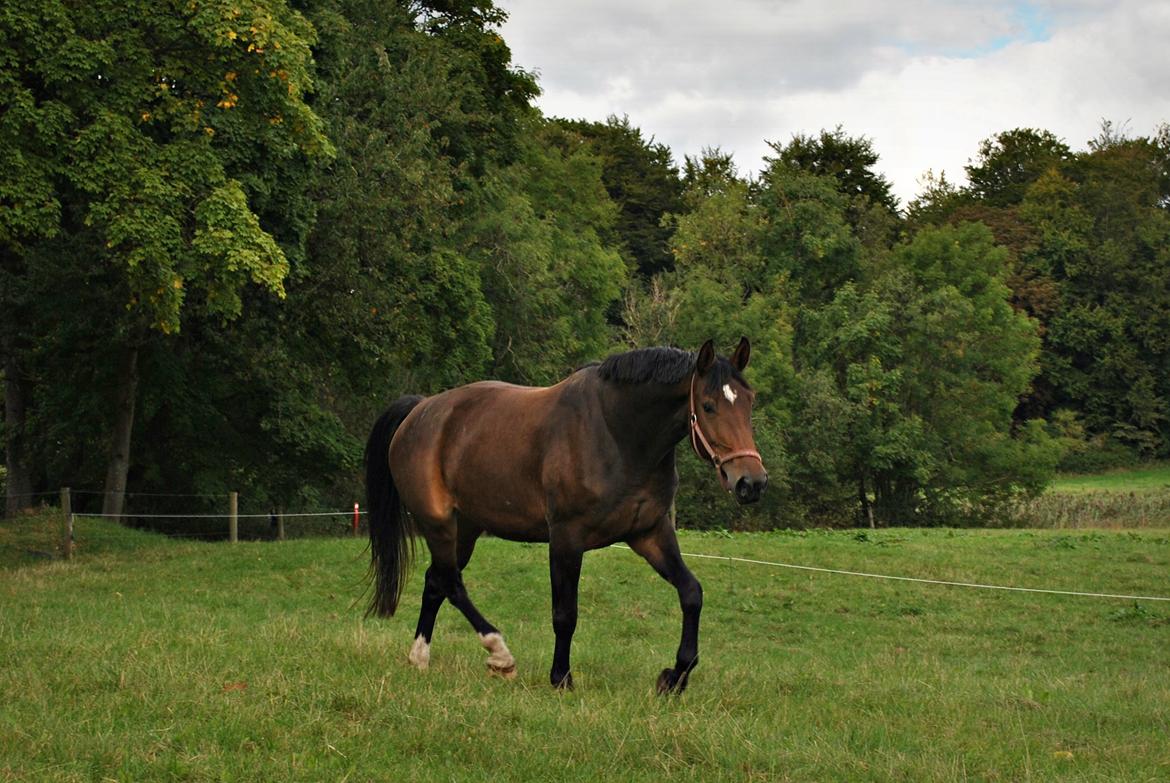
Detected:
[{"left": 454, "top": 492, "right": 550, "bottom": 542}]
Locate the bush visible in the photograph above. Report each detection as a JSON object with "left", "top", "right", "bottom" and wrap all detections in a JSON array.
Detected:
[{"left": 1056, "top": 438, "right": 1141, "bottom": 473}]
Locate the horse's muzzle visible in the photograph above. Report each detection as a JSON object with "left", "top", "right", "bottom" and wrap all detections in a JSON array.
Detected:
[{"left": 734, "top": 474, "right": 767, "bottom": 505}]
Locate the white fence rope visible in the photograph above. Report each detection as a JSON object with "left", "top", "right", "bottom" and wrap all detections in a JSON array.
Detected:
[
  {"left": 610, "top": 544, "right": 1170, "bottom": 603},
  {"left": 73, "top": 511, "right": 365, "bottom": 519}
]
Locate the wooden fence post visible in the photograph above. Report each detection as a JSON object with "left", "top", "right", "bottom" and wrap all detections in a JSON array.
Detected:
[
  {"left": 60, "top": 487, "right": 72, "bottom": 561},
  {"left": 229, "top": 491, "right": 238, "bottom": 543},
  {"left": 277, "top": 507, "right": 285, "bottom": 541}
]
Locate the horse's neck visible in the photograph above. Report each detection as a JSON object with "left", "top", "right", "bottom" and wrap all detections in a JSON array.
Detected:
[{"left": 599, "top": 380, "right": 690, "bottom": 467}]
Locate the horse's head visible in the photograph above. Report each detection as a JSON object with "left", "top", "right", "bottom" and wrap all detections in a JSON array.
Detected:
[{"left": 690, "top": 337, "right": 768, "bottom": 504}]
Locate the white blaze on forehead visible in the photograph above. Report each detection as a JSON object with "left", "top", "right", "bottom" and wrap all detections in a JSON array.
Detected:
[{"left": 722, "top": 383, "right": 738, "bottom": 405}]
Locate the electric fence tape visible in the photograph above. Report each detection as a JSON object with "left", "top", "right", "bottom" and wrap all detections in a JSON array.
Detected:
[{"left": 610, "top": 544, "right": 1170, "bottom": 602}]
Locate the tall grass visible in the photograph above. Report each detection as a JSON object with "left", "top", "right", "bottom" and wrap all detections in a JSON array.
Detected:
[
  {"left": 1012, "top": 462, "right": 1170, "bottom": 528},
  {"left": 1012, "top": 489, "right": 1170, "bottom": 528}
]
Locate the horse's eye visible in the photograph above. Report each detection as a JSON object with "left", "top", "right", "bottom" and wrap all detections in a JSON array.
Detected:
[{"left": 702, "top": 402, "right": 715, "bottom": 414}]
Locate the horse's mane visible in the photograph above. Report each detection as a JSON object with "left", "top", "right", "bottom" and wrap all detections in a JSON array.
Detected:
[{"left": 594, "top": 346, "right": 746, "bottom": 391}]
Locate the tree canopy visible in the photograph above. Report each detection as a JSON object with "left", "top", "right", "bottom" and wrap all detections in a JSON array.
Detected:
[{"left": 4, "top": 3, "right": 1166, "bottom": 529}]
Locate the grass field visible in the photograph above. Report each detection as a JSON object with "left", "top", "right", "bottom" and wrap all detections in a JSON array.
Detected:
[
  {"left": 1049, "top": 461, "right": 1170, "bottom": 494},
  {"left": 2, "top": 512, "right": 1169, "bottom": 781}
]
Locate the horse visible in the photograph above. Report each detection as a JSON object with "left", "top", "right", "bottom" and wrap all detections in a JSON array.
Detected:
[{"left": 363, "top": 338, "right": 767, "bottom": 693}]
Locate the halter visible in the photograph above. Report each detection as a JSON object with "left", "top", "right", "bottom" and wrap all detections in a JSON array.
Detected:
[{"left": 688, "top": 372, "right": 763, "bottom": 474}]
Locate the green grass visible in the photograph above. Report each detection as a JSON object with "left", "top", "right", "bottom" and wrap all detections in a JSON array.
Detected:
[
  {"left": 0, "top": 508, "right": 169, "bottom": 569},
  {"left": 2, "top": 515, "right": 1170, "bottom": 781},
  {"left": 1049, "top": 461, "right": 1170, "bottom": 494}
]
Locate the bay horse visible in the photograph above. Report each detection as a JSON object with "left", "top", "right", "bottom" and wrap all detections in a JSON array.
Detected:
[{"left": 364, "top": 338, "right": 767, "bottom": 693}]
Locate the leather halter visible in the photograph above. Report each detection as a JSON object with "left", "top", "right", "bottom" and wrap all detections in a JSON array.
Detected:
[{"left": 688, "top": 372, "right": 763, "bottom": 473}]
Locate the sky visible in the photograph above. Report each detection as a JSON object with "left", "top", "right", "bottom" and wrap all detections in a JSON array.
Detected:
[{"left": 497, "top": 0, "right": 1170, "bottom": 206}]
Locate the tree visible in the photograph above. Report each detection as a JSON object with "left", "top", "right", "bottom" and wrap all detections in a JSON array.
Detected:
[
  {"left": 0, "top": 0, "right": 330, "bottom": 514},
  {"left": 755, "top": 160, "right": 863, "bottom": 307},
  {"left": 466, "top": 121, "right": 626, "bottom": 385},
  {"left": 681, "top": 147, "right": 741, "bottom": 206},
  {"left": 123, "top": 0, "right": 535, "bottom": 511},
  {"left": 1, "top": 1, "right": 73, "bottom": 514},
  {"left": 767, "top": 126, "right": 899, "bottom": 217},
  {"left": 795, "top": 223, "right": 1058, "bottom": 524},
  {"left": 965, "top": 128, "right": 1072, "bottom": 207},
  {"left": 555, "top": 115, "right": 684, "bottom": 277},
  {"left": 1041, "top": 131, "right": 1170, "bottom": 456},
  {"left": 93, "top": 0, "right": 621, "bottom": 513}
]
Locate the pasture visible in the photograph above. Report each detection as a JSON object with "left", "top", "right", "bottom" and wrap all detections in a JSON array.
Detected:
[
  {"left": 1049, "top": 461, "right": 1170, "bottom": 494},
  {"left": 2, "top": 513, "right": 1169, "bottom": 781}
]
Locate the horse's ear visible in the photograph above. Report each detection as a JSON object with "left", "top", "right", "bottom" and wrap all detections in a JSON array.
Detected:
[
  {"left": 696, "top": 339, "right": 716, "bottom": 375},
  {"left": 731, "top": 336, "right": 750, "bottom": 371}
]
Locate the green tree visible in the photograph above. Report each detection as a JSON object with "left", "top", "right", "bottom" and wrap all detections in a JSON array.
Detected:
[
  {"left": 965, "top": 128, "right": 1072, "bottom": 207},
  {"left": 755, "top": 158, "right": 865, "bottom": 308},
  {"left": 796, "top": 223, "right": 1058, "bottom": 524},
  {"left": 1044, "top": 131, "right": 1170, "bottom": 456},
  {"left": 555, "top": 115, "right": 684, "bottom": 277},
  {"left": 1, "top": 1, "right": 74, "bottom": 513},
  {"left": 1, "top": 0, "right": 330, "bottom": 514},
  {"left": 103, "top": 0, "right": 619, "bottom": 512},
  {"left": 467, "top": 121, "right": 626, "bottom": 384},
  {"left": 768, "top": 126, "right": 899, "bottom": 217},
  {"left": 122, "top": 0, "right": 529, "bottom": 511},
  {"left": 680, "top": 147, "right": 741, "bottom": 206}
]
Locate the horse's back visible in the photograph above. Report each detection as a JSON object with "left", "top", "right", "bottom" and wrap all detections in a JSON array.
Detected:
[{"left": 389, "top": 377, "right": 579, "bottom": 540}]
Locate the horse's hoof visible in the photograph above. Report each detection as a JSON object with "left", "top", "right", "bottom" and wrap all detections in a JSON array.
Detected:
[
  {"left": 551, "top": 672, "right": 574, "bottom": 690},
  {"left": 488, "top": 662, "right": 517, "bottom": 680},
  {"left": 656, "top": 667, "right": 690, "bottom": 695}
]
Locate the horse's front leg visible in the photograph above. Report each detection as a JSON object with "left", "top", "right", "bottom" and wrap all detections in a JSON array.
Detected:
[
  {"left": 548, "top": 538, "right": 583, "bottom": 689},
  {"left": 628, "top": 519, "right": 703, "bottom": 694}
]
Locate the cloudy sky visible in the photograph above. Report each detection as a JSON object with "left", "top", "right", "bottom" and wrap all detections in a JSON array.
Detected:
[{"left": 498, "top": 0, "right": 1170, "bottom": 206}]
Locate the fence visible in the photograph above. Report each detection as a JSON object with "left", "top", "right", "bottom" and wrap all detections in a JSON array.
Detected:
[{"left": 5, "top": 487, "right": 365, "bottom": 560}]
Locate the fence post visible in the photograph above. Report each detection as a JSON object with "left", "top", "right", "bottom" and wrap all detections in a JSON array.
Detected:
[
  {"left": 60, "top": 487, "right": 72, "bottom": 561},
  {"left": 353, "top": 503, "right": 360, "bottom": 536},
  {"left": 277, "top": 506, "right": 285, "bottom": 541},
  {"left": 229, "top": 491, "right": 238, "bottom": 543}
]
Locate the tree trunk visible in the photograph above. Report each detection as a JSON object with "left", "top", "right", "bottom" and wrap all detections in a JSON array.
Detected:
[
  {"left": 102, "top": 347, "right": 140, "bottom": 518},
  {"left": 858, "top": 476, "right": 875, "bottom": 529},
  {"left": 3, "top": 354, "right": 34, "bottom": 517}
]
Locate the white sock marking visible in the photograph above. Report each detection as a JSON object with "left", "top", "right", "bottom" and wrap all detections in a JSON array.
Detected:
[
  {"left": 722, "top": 383, "right": 738, "bottom": 404},
  {"left": 408, "top": 635, "right": 430, "bottom": 669},
  {"left": 479, "top": 632, "right": 516, "bottom": 671}
]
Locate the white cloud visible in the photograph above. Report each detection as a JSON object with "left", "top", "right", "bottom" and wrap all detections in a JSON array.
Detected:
[{"left": 499, "top": 0, "right": 1170, "bottom": 206}]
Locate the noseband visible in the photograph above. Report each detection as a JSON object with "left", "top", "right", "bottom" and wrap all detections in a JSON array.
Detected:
[{"left": 688, "top": 372, "right": 763, "bottom": 473}]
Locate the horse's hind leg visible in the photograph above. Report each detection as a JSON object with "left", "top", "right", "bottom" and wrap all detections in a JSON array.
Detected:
[
  {"left": 454, "top": 524, "right": 516, "bottom": 677},
  {"left": 416, "top": 518, "right": 516, "bottom": 678},
  {"left": 628, "top": 519, "right": 703, "bottom": 695},
  {"left": 408, "top": 565, "right": 445, "bottom": 669},
  {"left": 407, "top": 517, "right": 462, "bottom": 670}
]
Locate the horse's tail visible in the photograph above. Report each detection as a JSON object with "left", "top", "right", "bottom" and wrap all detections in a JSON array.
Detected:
[{"left": 365, "top": 394, "right": 425, "bottom": 618}]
